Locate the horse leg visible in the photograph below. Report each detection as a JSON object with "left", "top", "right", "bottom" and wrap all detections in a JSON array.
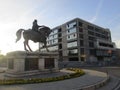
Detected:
[
  {"left": 26, "top": 40, "right": 33, "bottom": 52},
  {"left": 44, "top": 41, "right": 49, "bottom": 52},
  {"left": 24, "top": 40, "right": 29, "bottom": 51}
]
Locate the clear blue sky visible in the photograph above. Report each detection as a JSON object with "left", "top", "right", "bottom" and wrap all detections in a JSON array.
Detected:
[{"left": 0, "top": 0, "right": 120, "bottom": 54}]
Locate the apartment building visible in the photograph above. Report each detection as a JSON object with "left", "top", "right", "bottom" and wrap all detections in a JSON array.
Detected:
[{"left": 41, "top": 18, "right": 116, "bottom": 62}]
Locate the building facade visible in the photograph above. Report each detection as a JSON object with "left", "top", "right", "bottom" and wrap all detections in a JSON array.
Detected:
[{"left": 41, "top": 18, "right": 116, "bottom": 62}]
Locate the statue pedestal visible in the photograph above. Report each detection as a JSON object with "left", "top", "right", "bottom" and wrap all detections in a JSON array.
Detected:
[{"left": 5, "top": 51, "right": 59, "bottom": 77}]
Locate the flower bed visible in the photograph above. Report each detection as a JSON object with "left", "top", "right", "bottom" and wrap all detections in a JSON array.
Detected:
[{"left": 0, "top": 68, "right": 85, "bottom": 85}]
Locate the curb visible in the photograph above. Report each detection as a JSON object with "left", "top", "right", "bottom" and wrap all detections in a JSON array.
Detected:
[
  {"left": 112, "top": 79, "right": 120, "bottom": 90},
  {"left": 75, "top": 74, "right": 110, "bottom": 90}
]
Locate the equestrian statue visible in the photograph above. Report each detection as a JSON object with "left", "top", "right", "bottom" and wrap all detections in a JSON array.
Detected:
[{"left": 15, "top": 19, "right": 52, "bottom": 52}]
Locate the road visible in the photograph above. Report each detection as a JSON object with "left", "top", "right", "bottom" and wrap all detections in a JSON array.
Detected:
[
  {"left": 81, "top": 66, "right": 120, "bottom": 78},
  {"left": 0, "top": 66, "right": 120, "bottom": 90}
]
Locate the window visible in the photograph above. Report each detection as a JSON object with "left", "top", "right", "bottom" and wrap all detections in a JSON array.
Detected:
[
  {"left": 88, "top": 31, "right": 94, "bottom": 35},
  {"left": 88, "top": 25, "right": 94, "bottom": 30},
  {"left": 58, "top": 38, "right": 62, "bottom": 42},
  {"left": 59, "top": 51, "right": 62, "bottom": 56},
  {"left": 80, "top": 40, "right": 84, "bottom": 46},
  {"left": 73, "top": 34, "right": 76, "bottom": 37},
  {"left": 58, "top": 33, "right": 61, "bottom": 37},
  {"left": 79, "top": 34, "right": 84, "bottom": 39},
  {"left": 89, "top": 42, "right": 94, "bottom": 47},
  {"left": 79, "top": 22, "right": 83, "bottom": 27},
  {"left": 48, "top": 46, "right": 58, "bottom": 51},
  {"left": 66, "top": 22, "right": 76, "bottom": 29},
  {"left": 80, "top": 48, "right": 84, "bottom": 54},
  {"left": 50, "top": 29, "right": 58, "bottom": 35},
  {"left": 68, "top": 49, "right": 78, "bottom": 55},
  {"left": 79, "top": 28, "right": 83, "bottom": 32},
  {"left": 68, "top": 30, "right": 70, "bottom": 33},
  {"left": 68, "top": 35, "right": 70, "bottom": 38},
  {"left": 88, "top": 36, "right": 94, "bottom": 40},
  {"left": 96, "top": 49, "right": 111, "bottom": 56},
  {"left": 67, "top": 27, "right": 76, "bottom": 34},
  {"left": 54, "top": 34, "right": 58, "bottom": 38},
  {"left": 53, "top": 39, "right": 58, "bottom": 44},
  {"left": 59, "top": 44, "right": 62, "bottom": 49},
  {"left": 95, "top": 33, "right": 101, "bottom": 37},
  {"left": 58, "top": 28, "right": 61, "bottom": 32},
  {"left": 67, "top": 33, "right": 77, "bottom": 40},
  {"left": 99, "top": 42, "right": 114, "bottom": 48},
  {"left": 47, "top": 39, "right": 58, "bottom": 45},
  {"left": 95, "top": 28, "right": 101, "bottom": 33},
  {"left": 101, "top": 35, "right": 106, "bottom": 39},
  {"left": 67, "top": 41, "right": 77, "bottom": 48},
  {"left": 47, "top": 41, "right": 49, "bottom": 45},
  {"left": 89, "top": 49, "right": 95, "bottom": 55},
  {"left": 104, "top": 31, "right": 109, "bottom": 35},
  {"left": 47, "top": 34, "right": 58, "bottom": 41}
]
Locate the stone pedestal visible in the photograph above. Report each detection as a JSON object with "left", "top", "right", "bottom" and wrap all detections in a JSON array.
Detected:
[{"left": 5, "top": 51, "right": 59, "bottom": 77}]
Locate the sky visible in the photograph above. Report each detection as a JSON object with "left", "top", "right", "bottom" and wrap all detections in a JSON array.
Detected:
[{"left": 0, "top": 0, "right": 120, "bottom": 54}]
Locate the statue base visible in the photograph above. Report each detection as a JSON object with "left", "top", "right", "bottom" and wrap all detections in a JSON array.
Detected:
[{"left": 5, "top": 51, "right": 59, "bottom": 77}]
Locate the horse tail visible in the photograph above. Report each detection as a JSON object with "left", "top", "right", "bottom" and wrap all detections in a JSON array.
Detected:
[{"left": 15, "top": 29, "right": 24, "bottom": 43}]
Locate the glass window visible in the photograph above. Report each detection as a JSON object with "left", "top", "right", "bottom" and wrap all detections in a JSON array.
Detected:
[
  {"left": 89, "top": 42, "right": 94, "bottom": 47},
  {"left": 67, "top": 27, "right": 76, "bottom": 34},
  {"left": 67, "top": 33, "right": 77, "bottom": 40},
  {"left": 53, "top": 39, "right": 58, "bottom": 44},
  {"left": 58, "top": 28, "right": 61, "bottom": 32},
  {"left": 47, "top": 39, "right": 58, "bottom": 45},
  {"left": 68, "top": 49, "right": 78, "bottom": 55},
  {"left": 80, "top": 48, "right": 84, "bottom": 54},
  {"left": 88, "top": 36, "right": 94, "bottom": 40},
  {"left": 79, "top": 34, "right": 84, "bottom": 39},
  {"left": 80, "top": 40, "right": 84, "bottom": 46},
  {"left": 89, "top": 49, "right": 95, "bottom": 55},
  {"left": 47, "top": 35, "right": 53, "bottom": 41},
  {"left": 58, "top": 33, "right": 61, "bottom": 37},
  {"left": 79, "top": 28, "right": 83, "bottom": 32},
  {"left": 95, "top": 33, "right": 101, "bottom": 37},
  {"left": 66, "top": 22, "right": 76, "bottom": 29},
  {"left": 41, "top": 48, "right": 46, "bottom": 52},
  {"left": 59, "top": 44, "right": 62, "bottom": 49},
  {"left": 41, "top": 46, "right": 58, "bottom": 52},
  {"left": 95, "top": 28, "right": 101, "bottom": 33},
  {"left": 49, "top": 29, "right": 58, "bottom": 36},
  {"left": 88, "top": 25, "right": 94, "bottom": 30},
  {"left": 47, "top": 34, "right": 58, "bottom": 41},
  {"left": 58, "top": 38, "right": 62, "bottom": 42},
  {"left": 104, "top": 31, "right": 109, "bottom": 35},
  {"left": 88, "top": 31, "right": 94, "bottom": 35},
  {"left": 99, "top": 42, "right": 113, "bottom": 48},
  {"left": 54, "top": 34, "right": 58, "bottom": 38},
  {"left": 67, "top": 41, "right": 77, "bottom": 48},
  {"left": 79, "top": 22, "right": 83, "bottom": 27},
  {"left": 48, "top": 46, "right": 58, "bottom": 51},
  {"left": 68, "top": 35, "right": 70, "bottom": 39}
]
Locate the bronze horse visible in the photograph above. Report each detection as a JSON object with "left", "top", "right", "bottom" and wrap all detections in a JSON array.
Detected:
[{"left": 16, "top": 26, "right": 52, "bottom": 52}]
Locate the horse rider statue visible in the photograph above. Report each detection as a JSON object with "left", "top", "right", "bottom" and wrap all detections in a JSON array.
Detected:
[
  {"left": 32, "top": 19, "right": 42, "bottom": 32},
  {"left": 16, "top": 19, "right": 52, "bottom": 52}
]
